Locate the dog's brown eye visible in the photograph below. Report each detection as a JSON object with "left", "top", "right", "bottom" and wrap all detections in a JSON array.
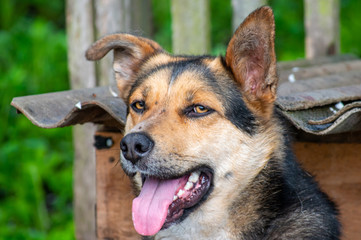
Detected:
[
  {"left": 184, "top": 104, "right": 213, "bottom": 118},
  {"left": 131, "top": 101, "right": 145, "bottom": 113},
  {"left": 194, "top": 105, "right": 208, "bottom": 114}
]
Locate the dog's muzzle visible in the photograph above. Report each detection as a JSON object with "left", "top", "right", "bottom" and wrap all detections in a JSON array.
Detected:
[{"left": 120, "top": 132, "right": 154, "bottom": 164}]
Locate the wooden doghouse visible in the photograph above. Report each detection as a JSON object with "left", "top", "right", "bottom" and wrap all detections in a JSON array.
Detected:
[{"left": 11, "top": 55, "right": 361, "bottom": 240}]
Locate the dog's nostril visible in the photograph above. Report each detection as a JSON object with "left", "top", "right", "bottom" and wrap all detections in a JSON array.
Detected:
[
  {"left": 135, "top": 143, "right": 145, "bottom": 153},
  {"left": 120, "top": 132, "right": 154, "bottom": 163}
]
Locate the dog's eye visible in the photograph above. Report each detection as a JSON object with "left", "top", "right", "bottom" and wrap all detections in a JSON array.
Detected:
[
  {"left": 194, "top": 105, "right": 209, "bottom": 114},
  {"left": 131, "top": 101, "right": 145, "bottom": 113},
  {"left": 185, "top": 104, "right": 213, "bottom": 118}
]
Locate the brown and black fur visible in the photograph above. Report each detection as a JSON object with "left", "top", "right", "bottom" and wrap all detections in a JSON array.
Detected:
[{"left": 86, "top": 7, "right": 340, "bottom": 240}]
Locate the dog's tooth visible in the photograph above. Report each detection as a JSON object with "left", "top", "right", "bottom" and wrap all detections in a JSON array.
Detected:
[
  {"left": 188, "top": 171, "right": 200, "bottom": 183},
  {"left": 173, "top": 195, "right": 178, "bottom": 201},
  {"left": 177, "top": 189, "right": 184, "bottom": 197},
  {"left": 184, "top": 181, "right": 193, "bottom": 190}
]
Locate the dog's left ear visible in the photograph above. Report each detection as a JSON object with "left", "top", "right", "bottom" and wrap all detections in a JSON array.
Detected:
[
  {"left": 226, "top": 6, "right": 277, "bottom": 119},
  {"left": 86, "top": 34, "right": 163, "bottom": 100}
]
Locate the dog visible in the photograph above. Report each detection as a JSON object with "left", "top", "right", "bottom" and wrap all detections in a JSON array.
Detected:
[{"left": 86, "top": 6, "right": 340, "bottom": 240}]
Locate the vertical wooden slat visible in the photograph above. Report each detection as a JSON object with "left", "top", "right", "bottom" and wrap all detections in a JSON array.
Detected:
[
  {"left": 95, "top": 132, "right": 139, "bottom": 240},
  {"left": 94, "top": 0, "right": 123, "bottom": 87},
  {"left": 72, "top": 124, "right": 97, "bottom": 240},
  {"left": 171, "top": 0, "right": 210, "bottom": 54},
  {"left": 94, "top": 0, "right": 153, "bottom": 86},
  {"left": 67, "top": 1, "right": 153, "bottom": 239},
  {"left": 66, "top": 0, "right": 96, "bottom": 89},
  {"left": 231, "top": 0, "right": 267, "bottom": 32},
  {"left": 66, "top": 0, "right": 97, "bottom": 239},
  {"left": 304, "top": 0, "right": 340, "bottom": 59},
  {"left": 126, "top": 0, "right": 153, "bottom": 37}
]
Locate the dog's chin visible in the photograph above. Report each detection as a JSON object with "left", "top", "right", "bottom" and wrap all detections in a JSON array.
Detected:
[{"left": 131, "top": 166, "right": 213, "bottom": 236}]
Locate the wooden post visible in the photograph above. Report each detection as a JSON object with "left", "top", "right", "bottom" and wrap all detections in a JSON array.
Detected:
[
  {"left": 304, "top": 0, "right": 340, "bottom": 58},
  {"left": 94, "top": 0, "right": 153, "bottom": 86},
  {"left": 66, "top": 0, "right": 97, "bottom": 239},
  {"left": 231, "top": 0, "right": 267, "bottom": 32},
  {"left": 66, "top": 1, "right": 153, "bottom": 239},
  {"left": 171, "top": 0, "right": 210, "bottom": 54}
]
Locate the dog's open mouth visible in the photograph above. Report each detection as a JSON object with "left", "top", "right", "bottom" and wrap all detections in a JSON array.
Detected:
[{"left": 132, "top": 170, "right": 212, "bottom": 236}]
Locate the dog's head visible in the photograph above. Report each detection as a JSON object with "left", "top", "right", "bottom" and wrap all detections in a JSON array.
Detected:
[{"left": 87, "top": 6, "right": 280, "bottom": 237}]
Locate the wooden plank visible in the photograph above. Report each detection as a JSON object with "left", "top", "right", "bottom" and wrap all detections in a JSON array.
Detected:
[
  {"left": 95, "top": 131, "right": 139, "bottom": 240},
  {"left": 278, "top": 60, "right": 361, "bottom": 84},
  {"left": 94, "top": 0, "right": 122, "bottom": 87},
  {"left": 304, "top": 0, "right": 340, "bottom": 58},
  {"left": 171, "top": 0, "right": 210, "bottom": 54},
  {"left": 94, "top": 0, "right": 153, "bottom": 86},
  {"left": 66, "top": 0, "right": 97, "bottom": 239},
  {"left": 277, "top": 54, "right": 357, "bottom": 71},
  {"left": 294, "top": 142, "right": 361, "bottom": 240},
  {"left": 231, "top": 0, "right": 267, "bottom": 32},
  {"left": 125, "top": 0, "right": 153, "bottom": 37}
]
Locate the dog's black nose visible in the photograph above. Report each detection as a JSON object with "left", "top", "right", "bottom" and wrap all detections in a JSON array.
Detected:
[{"left": 120, "top": 132, "right": 154, "bottom": 164}]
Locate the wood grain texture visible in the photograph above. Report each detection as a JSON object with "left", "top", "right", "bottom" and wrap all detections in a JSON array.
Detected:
[
  {"left": 304, "top": 0, "right": 340, "bottom": 58},
  {"left": 171, "top": 0, "right": 210, "bottom": 54},
  {"left": 294, "top": 142, "right": 361, "bottom": 240},
  {"left": 94, "top": 0, "right": 153, "bottom": 87},
  {"left": 95, "top": 132, "right": 139, "bottom": 240},
  {"left": 231, "top": 0, "right": 267, "bottom": 32},
  {"left": 66, "top": 0, "right": 97, "bottom": 239}
]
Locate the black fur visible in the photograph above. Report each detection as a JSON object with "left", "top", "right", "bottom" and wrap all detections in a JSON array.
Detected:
[{"left": 228, "top": 130, "right": 341, "bottom": 239}]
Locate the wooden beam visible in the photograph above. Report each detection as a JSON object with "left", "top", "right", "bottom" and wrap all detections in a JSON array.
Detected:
[
  {"left": 231, "top": 0, "right": 267, "bottom": 32},
  {"left": 277, "top": 54, "right": 357, "bottom": 71},
  {"left": 66, "top": 0, "right": 97, "bottom": 239},
  {"left": 304, "top": 0, "right": 340, "bottom": 58},
  {"left": 94, "top": 0, "right": 153, "bottom": 86},
  {"left": 278, "top": 60, "right": 361, "bottom": 84},
  {"left": 171, "top": 0, "right": 210, "bottom": 54}
]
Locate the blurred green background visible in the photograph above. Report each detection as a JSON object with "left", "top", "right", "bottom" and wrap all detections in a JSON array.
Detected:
[{"left": 0, "top": 0, "right": 360, "bottom": 239}]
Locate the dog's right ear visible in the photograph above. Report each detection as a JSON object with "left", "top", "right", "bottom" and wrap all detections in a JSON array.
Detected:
[
  {"left": 86, "top": 34, "right": 163, "bottom": 100},
  {"left": 225, "top": 7, "right": 277, "bottom": 119}
]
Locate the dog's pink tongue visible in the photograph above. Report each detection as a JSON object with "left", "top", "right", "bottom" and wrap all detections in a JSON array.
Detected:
[{"left": 132, "top": 177, "right": 182, "bottom": 236}]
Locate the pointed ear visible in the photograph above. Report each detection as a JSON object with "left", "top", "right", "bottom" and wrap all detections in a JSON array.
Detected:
[
  {"left": 225, "top": 6, "right": 277, "bottom": 119},
  {"left": 86, "top": 34, "right": 163, "bottom": 99}
]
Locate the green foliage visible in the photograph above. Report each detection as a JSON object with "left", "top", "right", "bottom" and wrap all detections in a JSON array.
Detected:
[
  {"left": 152, "top": 0, "right": 172, "bottom": 52},
  {"left": 269, "top": 0, "right": 305, "bottom": 60},
  {"left": 341, "top": 0, "right": 361, "bottom": 56},
  {"left": 0, "top": 1, "right": 74, "bottom": 239},
  {"left": 210, "top": 0, "right": 232, "bottom": 56}
]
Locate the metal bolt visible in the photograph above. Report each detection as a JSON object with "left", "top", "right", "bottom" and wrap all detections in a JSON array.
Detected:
[{"left": 106, "top": 138, "right": 113, "bottom": 148}]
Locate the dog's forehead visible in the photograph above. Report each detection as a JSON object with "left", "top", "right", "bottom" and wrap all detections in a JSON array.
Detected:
[{"left": 129, "top": 54, "right": 224, "bottom": 98}]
